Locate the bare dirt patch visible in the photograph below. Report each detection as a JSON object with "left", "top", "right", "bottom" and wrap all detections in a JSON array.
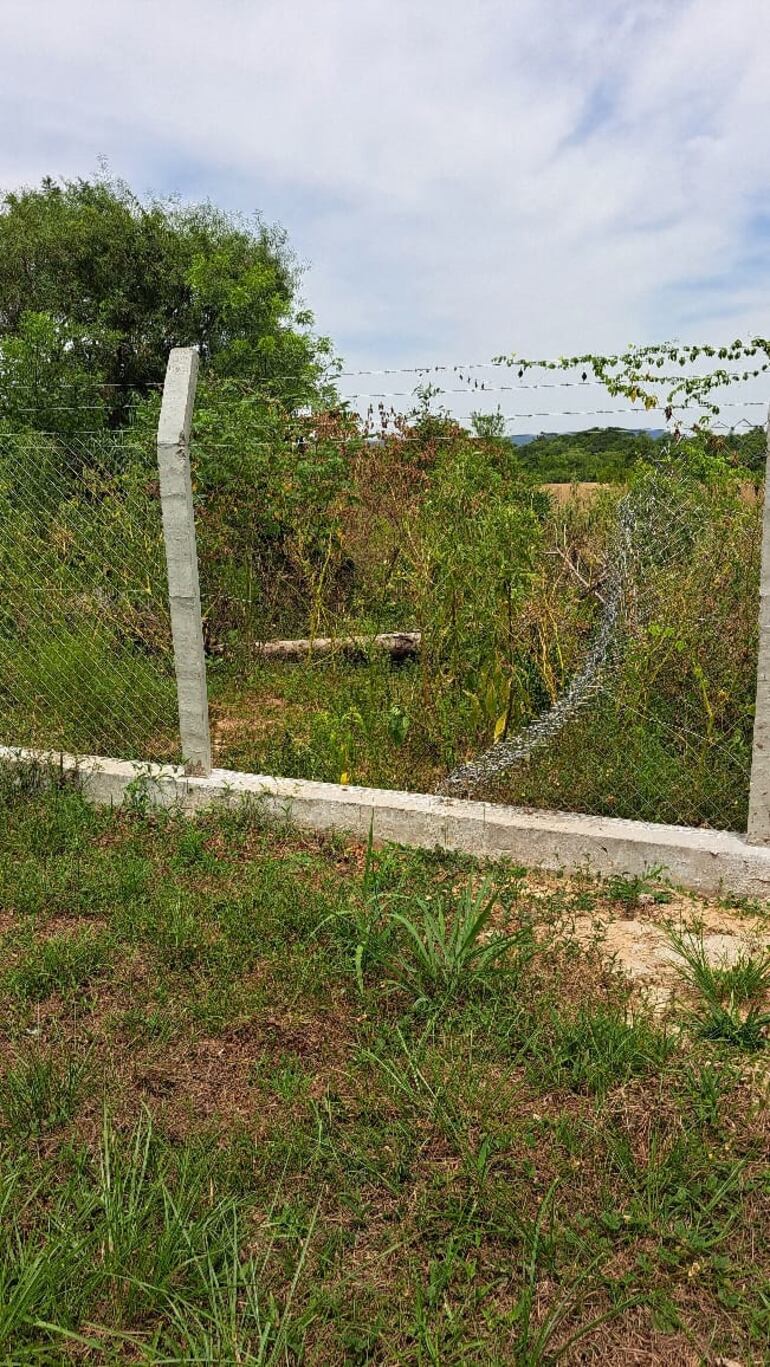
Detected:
[
  {"left": 486, "top": 867, "right": 770, "bottom": 1010},
  {"left": 573, "top": 893, "right": 769, "bottom": 1010},
  {"left": 131, "top": 998, "right": 357, "bottom": 1135}
]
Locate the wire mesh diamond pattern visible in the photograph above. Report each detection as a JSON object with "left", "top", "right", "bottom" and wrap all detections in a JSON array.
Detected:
[{"left": 0, "top": 429, "right": 179, "bottom": 762}]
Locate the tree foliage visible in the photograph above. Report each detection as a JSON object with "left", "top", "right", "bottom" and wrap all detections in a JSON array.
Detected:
[
  {"left": 0, "top": 174, "right": 335, "bottom": 426},
  {"left": 519, "top": 427, "right": 662, "bottom": 483}
]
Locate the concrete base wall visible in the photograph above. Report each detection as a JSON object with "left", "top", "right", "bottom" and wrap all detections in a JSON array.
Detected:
[{"left": 2, "top": 746, "right": 769, "bottom": 898}]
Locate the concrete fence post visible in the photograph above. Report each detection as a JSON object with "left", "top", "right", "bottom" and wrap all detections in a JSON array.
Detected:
[
  {"left": 157, "top": 347, "right": 212, "bottom": 776},
  {"left": 747, "top": 406, "right": 770, "bottom": 843}
]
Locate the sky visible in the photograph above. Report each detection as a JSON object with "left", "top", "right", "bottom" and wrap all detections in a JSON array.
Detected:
[{"left": 2, "top": 0, "right": 770, "bottom": 432}]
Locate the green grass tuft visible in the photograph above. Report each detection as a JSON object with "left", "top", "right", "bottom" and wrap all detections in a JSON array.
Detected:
[
  {"left": 668, "top": 928, "right": 770, "bottom": 1050},
  {"left": 0, "top": 1051, "right": 88, "bottom": 1139},
  {"left": 4, "top": 929, "right": 110, "bottom": 1003}
]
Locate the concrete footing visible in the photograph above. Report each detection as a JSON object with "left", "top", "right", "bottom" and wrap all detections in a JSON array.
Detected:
[{"left": 2, "top": 746, "right": 769, "bottom": 898}]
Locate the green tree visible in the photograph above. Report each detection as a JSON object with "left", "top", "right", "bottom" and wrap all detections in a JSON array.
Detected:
[
  {"left": 521, "top": 426, "right": 663, "bottom": 482},
  {"left": 0, "top": 174, "right": 336, "bottom": 424},
  {"left": 0, "top": 312, "right": 109, "bottom": 438}
]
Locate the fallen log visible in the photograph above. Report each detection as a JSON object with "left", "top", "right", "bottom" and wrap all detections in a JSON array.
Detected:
[{"left": 257, "top": 631, "right": 421, "bottom": 662}]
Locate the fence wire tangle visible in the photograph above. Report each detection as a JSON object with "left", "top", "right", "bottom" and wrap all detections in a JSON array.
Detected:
[
  {"left": 453, "top": 462, "right": 761, "bottom": 829},
  {"left": 439, "top": 490, "right": 635, "bottom": 797},
  {"left": 0, "top": 427, "right": 179, "bottom": 762}
]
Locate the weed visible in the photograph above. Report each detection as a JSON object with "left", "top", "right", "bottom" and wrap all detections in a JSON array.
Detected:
[
  {"left": 537, "top": 1003, "right": 675, "bottom": 1095},
  {"left": 117, "top": 1003, "right": 178, "bottom": 1047},
  {"left": 680, "top": 1059, "right": 736, "bottom": 1128},
  {"left": 322, "top": 895, "right": 394, "bottom": 994},
  {"left": 125, "top": 1204, "right": 318, "bottom": 1364},
  {"left": 387, "top": 877, "right": 524, "bottom": 1007},
  {"left": 0, "top": 1210, "right": 77, "bottom": 1356},
  {"left": 604, "top": 1124, "right": 747, "bottom": 1255},
  {"left": 0, "top": 1052, "right": 88, "bottom": 1138},
  {"left": 669, "top": 927, "right": 770, "bottom": 1005},
  {"left": 693, "top": 1001, "right": 770, "bottom": 1050},
  {"left": 508, "top": 1180, "right": 633, "bottom": 1364},
  {"left": 149, "top": 895, "right": 214, "bottom": 973},
  {"left": 317, "top": 825, "right": 395, "bottom": 991},
  {"left": 266, "top": 1057, "right": 310, "bottom": 1102},
  {"left": 172, "top": 823, "right": 219, "bottom": 872},
  {"left": 668, "top": 928, "right": 770, "bottom": 1050},
  {"left": 605, "top": 865, "right": 671, "bottom": 911}
]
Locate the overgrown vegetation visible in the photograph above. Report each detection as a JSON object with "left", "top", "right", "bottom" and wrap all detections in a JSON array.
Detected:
[
  {"left": 0, "top": 775, "right": 768, "bottom": 1361},
  {"left": 199, "top": 444, "right": 760, "bottom": 830},
  {"left": 0, "top": 174, "right": 766, "bottom": 827}
]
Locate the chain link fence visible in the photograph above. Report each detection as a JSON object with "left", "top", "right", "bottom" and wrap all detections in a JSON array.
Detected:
[
  {"left": 0, "top": 362, "right": 765, "bottom": 837},
  {"left": 0, "top": 426, "right": 179, "bottom": 762}
]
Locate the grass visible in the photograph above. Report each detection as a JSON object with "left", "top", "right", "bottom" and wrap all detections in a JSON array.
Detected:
[
  {"left": 0, "top": 1051, "right": 88, "bottom": 1138},
  {"left": 535, "top": 1003, "right": 676, "bottom": 1096},
  {"left": 0, "top": 776, "right": 768, "bottom": 1361},
  {"left": 386, "top": 877, "right": 529, "bottom": 1008},
  {"left": 3, "top": 927, "right": 110, "bottom": 1003},
  {"left": 668, "top": 927, "right": 770, "bottom": 1050}
]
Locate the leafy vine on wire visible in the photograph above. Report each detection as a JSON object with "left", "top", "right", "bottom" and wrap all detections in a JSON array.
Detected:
[{"left": 491, "top": 338, "right": 770, "bottom": 422}]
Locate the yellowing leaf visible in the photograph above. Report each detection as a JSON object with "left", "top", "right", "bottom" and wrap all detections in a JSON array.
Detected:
[{"left": 493, "top": 713, "right": 507, "bottom": 743}]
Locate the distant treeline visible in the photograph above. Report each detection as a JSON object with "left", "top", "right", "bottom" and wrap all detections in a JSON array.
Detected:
[{"left": 514, "top": 425, "right": 766, "bottom": 483}]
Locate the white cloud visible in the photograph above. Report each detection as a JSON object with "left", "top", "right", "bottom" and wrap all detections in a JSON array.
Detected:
[{"left": 1, "top": 0, "right": 770, "bottom": 429}]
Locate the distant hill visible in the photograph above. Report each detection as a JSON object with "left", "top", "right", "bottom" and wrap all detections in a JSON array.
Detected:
[
  {"left": 510, "top": 426, "right": 665, "bottom": 482},
  {"left": 510, "top": 428, "right": 665, "bottom": 447},
  {"left": 508, "top": 424, "right": 765, "bottom": 481}
]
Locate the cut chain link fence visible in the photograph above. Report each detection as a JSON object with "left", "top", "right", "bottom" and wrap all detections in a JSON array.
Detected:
[
  {"left": 439, "top": 490, "right": 636, "bottom": 797},
  {"left": 443, "top": 455, "right": 760, "bottom": 830},
  {"left": 189, "top": 402, "right": 764, "bottom": 832}
]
